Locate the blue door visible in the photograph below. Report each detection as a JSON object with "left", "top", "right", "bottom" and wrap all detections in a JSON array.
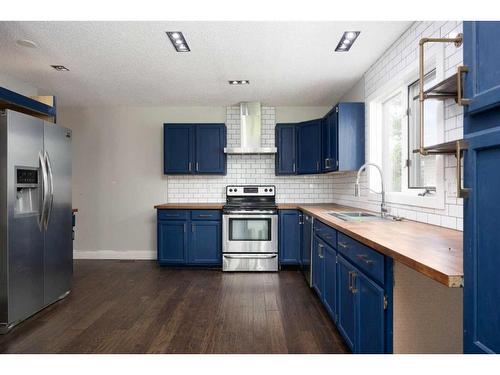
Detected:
[
  {"left": 337, "top": 255, "right": 356, "bottom": 351},
  {"left": 157, "top": 220, "right": 187, "bottom": 264},
  {"left": 464, "top": 130, "right": 500, "bottom": 353},
  {"left": 163, "top": 124, "right": 194, "bottom": 174},
  {"left": 189, "top": 221, "right": 221, "bottom": 265},
  {"left": 297, "top": 119, "right": 322, "bottom": 174},
  {"left": 323, "top": 244, "right": 337, "bottom": 322},
  {"left": 355, "top": 270, "right": 385, "bottom": 354},
  {"left": 279, "top": 210, "right": 301, "bottom": 265},
  {"left": 322, "top": 110, "right": 338, "bottom": 172},
  {"left": 195, "top": 124, "right": 226, "bottom": 174},
  {"left": 464, "top": 22, "right": 500, "bottom": 117},
  {"left": 337, "top": 103, "right": 365, "bottom": 171},
  {"left": 275, "top": 124, "right": 297, "bottom": 175}
]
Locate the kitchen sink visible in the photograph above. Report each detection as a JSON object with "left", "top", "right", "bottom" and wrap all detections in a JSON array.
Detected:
[{"left": 327, "top": 211, "right": 386, "bottom": 222}]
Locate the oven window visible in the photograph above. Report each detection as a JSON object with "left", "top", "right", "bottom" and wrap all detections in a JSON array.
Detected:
[{"left": 229, "top": 218, "right": 271, "bottom": 241}]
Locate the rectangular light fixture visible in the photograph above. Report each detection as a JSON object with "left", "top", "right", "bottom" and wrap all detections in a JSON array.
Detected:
[
  {"left": 335, "top": 31, "right": 361, "bottom": 52},
  {"left": 228, "top": 80, "right": 250, "bottom": 85},
  {"left": 166, "top": 31, "right": 190, "bottom": 52},
  {"left": 51, "top": 65, "right": 69, "bottom": 71}
]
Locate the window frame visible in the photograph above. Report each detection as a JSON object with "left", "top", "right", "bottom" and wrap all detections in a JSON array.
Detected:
[{"left": 366, "top": 46, "right": 446, "bottom": 210}]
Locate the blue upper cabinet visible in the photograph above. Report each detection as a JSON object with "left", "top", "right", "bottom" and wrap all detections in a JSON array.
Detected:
[
  {"left": 275, "top": 124, "right": 297, "bottom": 175},
  {"left": 337, "top": 103, "right": 365, "bottom": 171},
  {"left": 278, "top": 210, "right": 301, "bottom": 265},
  {"left": 322, "top": 110, "right": 338, "bottom": 172},
  {"left": 464, "top": 22, "right": 500, "bottom": 118},
  {"left": 164, "top": 123, "right": 226, "bottom": 175},
  {"left": 463, "top": 21, "right": 500, "bottom": 354},
  {"left": 297, "top": 119, "right": 322, "bottom": 174},
  {"left": 195, "top": 124, "right": 226, "bottom": 174}
]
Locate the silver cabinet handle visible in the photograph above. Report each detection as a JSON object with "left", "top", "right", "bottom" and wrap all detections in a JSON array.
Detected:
[
  {"left": 196, "top": 162, "right": 199, "bottom": 171},
  {"left": 338, "top": 241, "right": 348, "bottom": 249},
  {"left": 188, "top": 162, "right": 192, "bottom": 171},
  {"left": 316, "top": 161, "right": 320, "bottom": 171},
  {"left": 224, "top": 254, "right": 277, "bottom": 259},
  {"left": 293, "top": 162, "right": 296, "bottom": 173},
  {"left": 356, "top": 254, "right": 374, "bottom": 265},
  {"left": 196, "top": 214, "right": 212, "bottom": 217},
  {"left": 351, "top": 272, "right": 358, "bottom": 294},
  {"left": 318, "top": 243, "right": 324, "bottom": 258},
  {"left": 38, "top": 151, "right": 49, "bottom": 230},
  {"left": 44, "top": 151, "right": 54, "bottom": 229}
]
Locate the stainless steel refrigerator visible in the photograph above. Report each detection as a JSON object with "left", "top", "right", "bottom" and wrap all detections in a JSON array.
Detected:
[{"left": 0, "top": 109, "right": 72, "bottom": 333}]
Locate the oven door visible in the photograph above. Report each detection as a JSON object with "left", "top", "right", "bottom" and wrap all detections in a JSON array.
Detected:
[{"left": 222, "top": 214, "right": 278, "bottom": 254}]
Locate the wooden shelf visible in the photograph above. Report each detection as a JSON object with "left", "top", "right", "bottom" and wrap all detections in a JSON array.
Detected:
[
  {"left": 413, "top": 139, "right": 468, "bottom": 155},
  {"left": 0, "top": 87, "right": 57, "bottom": 122},
  {"left": 412, "top": 73, "right": 462, "bottom": 101}
]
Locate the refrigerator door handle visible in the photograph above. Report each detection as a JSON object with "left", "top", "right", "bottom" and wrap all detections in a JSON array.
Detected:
[
  {"left": 38, "top": 151, "right": 49, "bottom": 230},
  {"left": 44, "top": 151, "right": 55, "bottom": 229}
]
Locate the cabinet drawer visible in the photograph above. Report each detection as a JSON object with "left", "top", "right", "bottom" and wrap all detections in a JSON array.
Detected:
[
  {"left": 337, "top": 232, "right": 384, "bottom": 285},
  {"left": 157, "top": 210, "right": 189, "bottom": 221},
  {"left": 191, "top": 210, "right": 221, "bottom": 221},
  {"left": 314, "top": 220, "right": 337, "bottom": 249}
]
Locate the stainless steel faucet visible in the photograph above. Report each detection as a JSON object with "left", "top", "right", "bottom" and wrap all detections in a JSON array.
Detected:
[{"left": 354, "top": 163, "right": 388, "bottom": 218}]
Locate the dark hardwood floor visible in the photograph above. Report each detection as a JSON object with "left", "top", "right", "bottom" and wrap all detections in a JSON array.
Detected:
[{"left": 0, "top": 260, "right": 349, "bottom": 354}]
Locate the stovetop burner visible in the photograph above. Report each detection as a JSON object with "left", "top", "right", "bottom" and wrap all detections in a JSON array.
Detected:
[{"left": 223, "top": 185, "right": 277, "bottom": 214}]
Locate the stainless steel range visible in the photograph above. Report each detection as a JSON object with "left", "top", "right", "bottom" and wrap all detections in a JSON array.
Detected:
[{"left": 222, "top": 185, "right": 278, "bottom": 272}]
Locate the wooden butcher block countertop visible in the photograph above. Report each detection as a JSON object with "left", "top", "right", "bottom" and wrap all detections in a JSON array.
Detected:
[
  {"left": 154, "top": 202, "right": 463, "bottom": 287},
  {"left": 280, "top": 203, "right": 463, "bottom": 288}
]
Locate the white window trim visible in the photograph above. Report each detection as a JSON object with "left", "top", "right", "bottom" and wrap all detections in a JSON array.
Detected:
[{"left": 366, "top": 44, "right": 446, "bottom": 210}]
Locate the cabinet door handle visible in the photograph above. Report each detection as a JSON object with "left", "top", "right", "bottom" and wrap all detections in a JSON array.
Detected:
[
  {"left": 318, "top": 243, "right": 324, "bottom": 258},
  {"left": 338, "top": 241, "right": 348, "bottom": 249},
  {"left": 293, "top": 162, "right": 296, "bottom": 173},
  {"left": 183, "top": 223, "right": 187, "bottom": 233},
  {"left": 192, "top": 224, "right": 195, "bottom": 233},
  {"left": 348, "top": 271, "right": 353, "bottom": 291},
  {"left": 356, "top": 254, "right": 374, "bottom": 265},
  {"left": 196, "top": 162, "right": 199, "bottom": 171},
  {"left": 164, "top": 214, "right": 180, "bottom": 217},
  {"left": 351, "top": 273, "right": 358, "bottom": 294},
  {"left": 188, "top": 162, "right": 192, "bottom": 171},
  {"left": 197, "top": 214, "right": 212, "bottom": 218},
  {"left": 316, "top": 161, "right": 320, "bottom": 171}
]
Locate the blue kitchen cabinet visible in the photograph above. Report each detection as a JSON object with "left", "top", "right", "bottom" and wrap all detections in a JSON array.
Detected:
[
  {"left": 337, "top": 103, "right": 365, "bottom": 171},
  {"left": 164, "top": 123, "right": 226, "bottom": 175},
  {"left": 157, "top": 209, "right": 222, "bottom": 266},
  {"left": 300, "top": 212, "right": 312, "bottom": 266},
  {"left": 278, "top": 210, "right": 301, "bottom": 265},
  {"left": 463, "top": 21, "right": 500, "bottom": 354},
  {"left": 356, "top": 268, "right": 385, "bottom": 354},
  {"left": 323, "top": 243, "right": 337, "bottom": 322},
  {"left": 311, "top": 236, "right": 323, "bottom": 298},
  {"left": 463, "top": 22, "right": 500, "bottom": 118},
  {"left": 297, "top": 119, "right": 322, "bottom": 174},
  {"left": 322, "top": 110, "right": 338, "bottom": 172},
  {"left": 189, "top": 221, "right": 221, "bottom": 265},
  {"left": 163, "top": 124, "right": 194, "bottom": 174},
  {"left": 157, "top": 220, "right": 188, "bottom": 265},
  {"left": 275, "top": 124, "right": 297, "bottom": 175},
  {"left": 337, "top": 255, "right": 356, "bottom": 350},
  {"left": 195, "top": 124, "right": 226, "bottom": 174}
]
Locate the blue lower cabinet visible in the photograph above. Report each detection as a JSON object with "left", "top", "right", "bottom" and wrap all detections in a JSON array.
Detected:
[
  {"left": 356, "top": 269, "right": 385, "bottom": 354},
  {"left": 157, "top": 220, "right": 188, "bottom": 265},
  {"left": 157, "top": 210, "right": 221, "bottom": 266},
  {"left": 279, "top": 210, "right": 301, "bottom": 265},
  {"left": 323, "top": 244, "right": 337, "bottom": 322},
  {"left": 337, "top": 255, "right": 356, "bottom": 351},
  {"left": 337, "top": 254, "right": 389, "bottom": 354},
  {"left": 189, "top": 221, "right": 221, "bottom": 265},
  {"left": 312, "top": 236, "right": 324, "bottom": 298}
]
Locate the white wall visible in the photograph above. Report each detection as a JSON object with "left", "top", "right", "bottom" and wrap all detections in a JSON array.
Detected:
[
  {"left": 59, "top": 105, "right": 329, "bottom": 259},
  {"left": 331, "top": 21, "right": 464, "bottom": 230},
  {"left": 339, "top": 77, "right": 364, "bottom": 102}
]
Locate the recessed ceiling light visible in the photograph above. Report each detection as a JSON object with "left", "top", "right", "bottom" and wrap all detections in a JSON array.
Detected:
[
  {"left": 229, "top": 80, "right": 250, "bottom": 85},
  {"left": 335, "top": 31, "right": 360, "bottom": 52},
  {"left": 166, "top": 31, "right": 190, "bottom": 52},
  {"left": 51, "top": 65, "right": 70, "bottom": 72},
  {"left": 16, "top": 39, "right": 38, "bottom": 48}
]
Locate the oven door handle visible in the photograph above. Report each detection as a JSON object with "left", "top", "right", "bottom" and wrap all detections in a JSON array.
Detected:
[{"left": 223, "top": 254, "right": 277, "bottom": 259}]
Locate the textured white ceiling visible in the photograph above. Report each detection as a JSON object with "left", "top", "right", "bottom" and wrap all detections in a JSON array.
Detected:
[{"left": 0, "top": 21, "right": 411, "bottom": 107}]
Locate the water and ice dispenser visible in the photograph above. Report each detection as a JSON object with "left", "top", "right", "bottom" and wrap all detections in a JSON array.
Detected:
[{"left": 14, "top": 167, "right": 40, "bottom": 216}]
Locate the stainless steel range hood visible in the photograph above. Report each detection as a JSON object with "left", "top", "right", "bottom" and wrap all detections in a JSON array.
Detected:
[{"left": 224, "top": 102, "right": 277, "bottom": 154}]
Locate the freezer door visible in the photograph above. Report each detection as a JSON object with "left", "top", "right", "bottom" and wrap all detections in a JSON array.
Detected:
[
  {"left": 4, "top": 110, "right": 45, "bottom": 324},
  {"left": 43, "top": 122, "right": 72, "bottom": 305}
]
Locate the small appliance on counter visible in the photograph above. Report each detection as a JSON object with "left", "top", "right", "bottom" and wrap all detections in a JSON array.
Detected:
[{"left": 222, "top": 185, "right": 278, "bottom": 271}]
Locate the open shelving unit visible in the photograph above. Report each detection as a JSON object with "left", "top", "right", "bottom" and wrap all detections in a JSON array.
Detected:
[{"left": 413, "top": 34, "right": 470, "bottom": 198}]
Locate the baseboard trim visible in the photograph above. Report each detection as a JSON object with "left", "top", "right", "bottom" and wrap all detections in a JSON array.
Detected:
[{"left": 73, "top": 250, "right": 156, "bottom": 260}]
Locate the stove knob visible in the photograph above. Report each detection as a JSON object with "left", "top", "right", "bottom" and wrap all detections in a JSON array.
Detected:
[
  {"left": 229, "top": 188, "right": 233, "bottom": 192},
  {"left": 264, "top": 189, "right": 268, "bottom": 192},
  {"left": 234, "top": 188, "right": 238, "bottom": 192},
  {"left": 269, "top": 188, "right": 273, "bottom": 192}
]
